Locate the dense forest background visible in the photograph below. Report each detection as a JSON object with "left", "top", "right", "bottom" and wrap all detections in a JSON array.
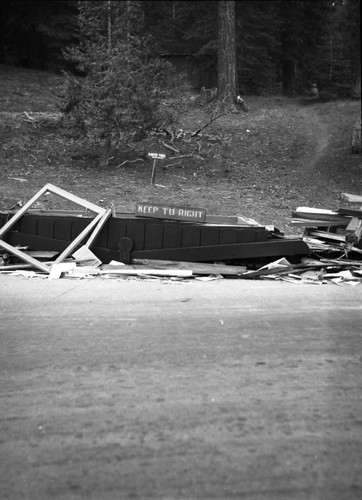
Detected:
[
  {"left": 0, "top": 0, "right": 360, "bottom": 97},
  {"left": 0, "top": 1, "right": 360, "bottom": 229}
]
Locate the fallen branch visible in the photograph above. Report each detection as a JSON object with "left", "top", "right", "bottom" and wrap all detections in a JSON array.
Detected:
[
  {"left": 169, "top": 154, "right": 193, "bottom": 160},
  {"left": 23, "top": 111, "right": 39, "bottom": 128},
  {"left": 191, "top": 111, "right": 225, "bottom": 137},
  {"left": 23, "top": 111, "right": 36, "bottom": 121},
  {"left": 165, "top": 161, "right": 183, "bottom": 168},
  {"left": 117, "top": 158, "right": 144, "bottom": 168},
  {"left": 162, "top": 141, "right": 179, "bottom": 153}
]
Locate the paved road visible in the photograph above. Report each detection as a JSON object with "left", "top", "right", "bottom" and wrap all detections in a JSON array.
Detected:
[{"left": 0, "top": 275, "right": 362, "bottom": 500}]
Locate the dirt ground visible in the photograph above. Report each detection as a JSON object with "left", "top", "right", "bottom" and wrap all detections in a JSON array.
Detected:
[
  {"left": 1, "top": 276, "right": 362, "bottom": 500},
  {"left": 0, "top": 64, "right": 361, "bottom": 235}
]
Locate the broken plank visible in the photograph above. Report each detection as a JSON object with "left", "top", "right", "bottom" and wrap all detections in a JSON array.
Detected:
[
  {"left": 0, "top": 263, "right": 36, "bottom": 271},
  {"left": 340, "top": 193, "right": 362, "bottom": 204},
  {"left": 318, "top": 257, "right": 362, "bottom": 266},
  {"left": 23, "top": 250, "right": 59, "bottom": 259},
  {"left": 293, "top": 206, "right": 345, "bottom": 217},
  {"left": 349, "top": 245, "right": 362, "bottom": 255},
  {"left": 131, "top": 259, "right": 247, "bottom": 275},
  {"left": 48, "top": 262, "right": 76, "bottom": 279},
  {"left": 291, "top": 218, "right": 350, "bottom": 227},
  {"left": 0, "top": 238, "right": 50, "bottom": 273},
  {"left": 100, "top": 267, "right": 193, "bottom": 277},
  {"left": 72, "top": 246, "right": 102, "bottom": 267},
  {"left": 307, "top": 230, "right": 346, "bottom": 242},
  {"left": 345, "top": 217, "right": 361, "bottom": 232},
  {"left": 303, "top": 237, "right": 342, "bottom": 251},
  {"left": 0, "top": 258, "right": 74, "bottom": 272},
  {"left": 239, "top": 265, "right": 292, "bottom": 279},
  {"left": 345, "top": 217, "right": 362, "bottom": 243},
  {"left": 338, "top": 207, "right": 362, "bottom": 217}
]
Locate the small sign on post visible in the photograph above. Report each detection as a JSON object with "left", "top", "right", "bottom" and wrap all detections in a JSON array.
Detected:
[
  {"left": 135, "top": 203, "right": 207, "bottom": 223},
  {"left": 148, "top": 153, "right": 166, "bottom": 185}
]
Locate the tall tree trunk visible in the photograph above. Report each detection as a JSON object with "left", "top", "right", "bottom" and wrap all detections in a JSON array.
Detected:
[
  {"left": 282, "top": 58, "right": 296, "bottom": 97},
  {"left": 217, "top": 1, "right": 237, "bottom": 105},
  {"left": 107, "top": 0, "right": 112, "bottom": 52},
  {"left": 353, "top": 35, "right": 361, "bottom": 97}
]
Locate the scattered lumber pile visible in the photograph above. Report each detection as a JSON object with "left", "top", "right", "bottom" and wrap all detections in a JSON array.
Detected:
[
  {"left": 272, "top": 192, "right": 362, "bottom": 284},
  {"left": 292, "top": 193, "right": 362, "bottom": 258},
  {"left": 239, "top": 256, "right": 362, "bottom": 285},
  {"left": 2, "top": 253, "right": 362, "bottom": 285},
  {"left": 1, "top": 186, "right": 362, "bottom": 285}
]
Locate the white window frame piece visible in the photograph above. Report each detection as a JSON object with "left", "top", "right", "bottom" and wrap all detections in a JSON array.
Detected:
[
  {"left": 0, "top": 183, "right": 106, "bottom": 273},
  {"left": 84, "top": 205, "right": 113, "bottom": 248}
]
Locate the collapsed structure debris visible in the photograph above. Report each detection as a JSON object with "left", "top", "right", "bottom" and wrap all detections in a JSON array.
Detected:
[
  {"left": 0, "top": 185, "right": 361, "bottom": 284},
  {"left": 292, "top": 198, "right": 362, "bottom": 257}
]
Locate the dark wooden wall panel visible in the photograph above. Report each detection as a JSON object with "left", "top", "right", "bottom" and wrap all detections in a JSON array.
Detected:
[
  {"left": 220, "top": 228, "right": 238, "bottom": 244},
  {"left": 93, "top": 225, "right": 108, "bottom": 248},
  {"left": 237, "top": 229, "right": 256, "bottom": 243},
  {"left": 163, "top": 225, "right": 182, "bottom": 249},
  {"left": 144, "top": 224, "right": 164, "bottom": 250},
  {"left": 54, "top": 219, "right": 72, "bottom": 241},
  {"left": 200, "top": 227, "right": 220, "bottom": 246},
  {"left": 255, "top": 229, "right": 268, "bottom": 241},
  {"left": 107, "top": 219, "right": 127, "bottom": 249},
  {"left": 37, "top": 217, "right": 55, "bottom": 239},
  {"left": 126, "top": 222, "right": 145, "bottom": 250},
  {"left": 19, "top": 215, "right": 37, "bottom": 235},
  {"left": 1, "top": 213, "right": 279, "bottom": 263},
  {"left": 71, "top": 218, "right": 90, "bottom": 240},
  {"left": 182, "top": 226, "right": 201, "bottom": 247}
]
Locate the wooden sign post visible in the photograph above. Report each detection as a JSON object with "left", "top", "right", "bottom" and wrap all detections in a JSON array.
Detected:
[{"left": 148, "top": 153, "right": 166, "bottom": 185}]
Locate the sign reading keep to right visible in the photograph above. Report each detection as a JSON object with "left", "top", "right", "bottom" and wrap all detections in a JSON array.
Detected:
[{"left": 135, "top": 203, "right": 206, "bottom": 222}]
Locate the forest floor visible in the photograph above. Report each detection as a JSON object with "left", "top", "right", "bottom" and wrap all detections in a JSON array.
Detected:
[{"left": 0, "top": 64, "right": 361, "bottom": 235}]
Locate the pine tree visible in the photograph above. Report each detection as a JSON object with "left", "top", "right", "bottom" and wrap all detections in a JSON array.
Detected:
[{"left": 62, "top": 0, "right": 179, "bottom": 167}]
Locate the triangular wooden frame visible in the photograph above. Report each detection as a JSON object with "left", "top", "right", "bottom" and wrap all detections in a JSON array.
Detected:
[{"left": 0, "top": 183, "right": 106, "bottom": 274}]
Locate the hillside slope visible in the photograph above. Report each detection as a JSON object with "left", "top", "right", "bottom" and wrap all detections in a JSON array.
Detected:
[{"left": 0, "top": 65, "right": 361, "bottom": 234}]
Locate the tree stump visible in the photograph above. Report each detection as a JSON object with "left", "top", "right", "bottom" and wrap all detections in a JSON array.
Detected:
[{"left": 351, "top": 119, "right": 361, "bottom": 154}]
